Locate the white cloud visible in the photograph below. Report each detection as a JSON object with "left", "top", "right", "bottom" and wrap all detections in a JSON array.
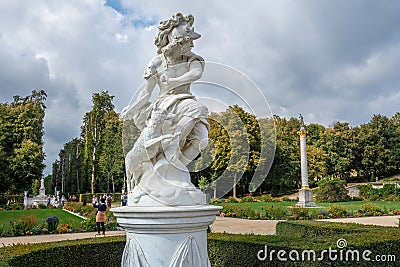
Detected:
[{"left": 1, "top": 0, "right": 400, "bottom": 174}]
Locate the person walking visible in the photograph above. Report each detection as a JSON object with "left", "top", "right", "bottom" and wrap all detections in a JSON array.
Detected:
[
  {"left": 94, "top": 198, "right": 107, "bottom": 236},
  {"left": 106, "top": 194, "right": 112, "bottom": 208},
  {"left": 121, "top": 192, "right": 128, "bottom": 206}
]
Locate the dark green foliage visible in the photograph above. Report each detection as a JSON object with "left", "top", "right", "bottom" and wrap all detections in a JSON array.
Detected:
[
  {"left": 263, "top": 205, "right": 287, "bottom": 219},
  {"left": 0, "top": 90, "right": 46, "bottom": 194},
  {"left": 359, "top": 184, "right": 400, "bottom": 201},
  {"left": 275, "top": 220, "right": 393, "bottom": 238},
  {"left": 0, "top": 194, "right": 24, "bottom": 205},
  {"left": 327, "top": 204, "right": 349, "bottom": 218},
  {"left": 2, "top": 222, "right": 400, "bottom": 267},
  {"left": 316, "top": 179, "right": 350, "bottom": 202},
  {"left": 51, "top": 91, "right": 126, "bottom": 195},
  {"left": 0, "top": 236, "right": 126, "bottom": 267}
]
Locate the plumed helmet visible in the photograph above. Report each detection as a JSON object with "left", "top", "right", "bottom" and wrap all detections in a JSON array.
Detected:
[
  {"left": 155, "top": 13, "right": 201, "bottom": 54},
  {"left": 169, "top": 23, "right": 201, "bottom": 43}
]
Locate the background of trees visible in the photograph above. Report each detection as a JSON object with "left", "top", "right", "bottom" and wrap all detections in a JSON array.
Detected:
[
  {"left": 0, "top": 90, "right": 46, "bottom": 194},
  {"left": 49, "top": 91, "right": 125, "bottom": 196},
  {"left": 2, "top": 90, "right": 400, "bottom": 197}
]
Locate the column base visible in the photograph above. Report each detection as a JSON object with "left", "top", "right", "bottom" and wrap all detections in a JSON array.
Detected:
[
  {"left": 110, "top": 205, "right": 221, "bottom": 267},
  {"left": 296, "top": 189, "right": 316, "bottom": 207}
]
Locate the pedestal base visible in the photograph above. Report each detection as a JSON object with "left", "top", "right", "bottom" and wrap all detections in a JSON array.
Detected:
[
  {"left": 296, "top": 189, "right": 316, "bottom": 207},
  {"left": 110, "top": 205, "right": 221, "bottom": 267}
]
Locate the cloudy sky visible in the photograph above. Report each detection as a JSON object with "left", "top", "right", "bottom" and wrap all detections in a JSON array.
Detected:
[{"left": 1, "top": 0, "right": 400, "bottom": 175}]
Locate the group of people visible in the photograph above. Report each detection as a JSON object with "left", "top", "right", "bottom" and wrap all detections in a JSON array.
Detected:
[
  {"left": 92, "top": 194, "right": 113, "bottom": 208},
  {"left": 46, "top": 195, "right": 66, "bottom": 208}
]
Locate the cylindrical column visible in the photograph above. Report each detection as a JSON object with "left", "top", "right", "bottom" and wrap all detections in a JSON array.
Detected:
[
  {"left": 111, "top": 205, "right": 221, "bottom": 267},
  {"left": 298, "top": 127, "right": 309, "bottom": 189}
]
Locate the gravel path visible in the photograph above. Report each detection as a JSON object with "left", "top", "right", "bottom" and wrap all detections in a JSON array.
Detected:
[{"left": 1, "top": 215, "right": 398, "bottom": 247}]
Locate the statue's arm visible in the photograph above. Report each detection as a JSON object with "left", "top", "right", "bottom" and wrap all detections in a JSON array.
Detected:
[
  {"left": 120, "top": 77, "right": 157, "bottom": 120},
  {"left": 120, "top": 57, "right": 161, "bottom": 120}
]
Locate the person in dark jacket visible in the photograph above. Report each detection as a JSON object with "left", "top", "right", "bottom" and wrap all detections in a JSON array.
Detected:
[{"left": 94, "top": 198, "right": 107, "bottom": 235}]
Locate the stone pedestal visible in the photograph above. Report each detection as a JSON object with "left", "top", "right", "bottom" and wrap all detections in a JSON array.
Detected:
[
  {"left": 39, "top": 178, "right": 46, "bottom": 198},
  {"left": 296, "top": 189, "right": 316, "bottom": 207},
  {"left": 111, "top": 205, "right": 221, "bottom": 267}
]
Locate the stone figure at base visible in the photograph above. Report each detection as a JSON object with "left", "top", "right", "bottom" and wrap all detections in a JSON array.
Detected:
[{"left": 120, "top": 13, "right": 208, "bottom": 206}]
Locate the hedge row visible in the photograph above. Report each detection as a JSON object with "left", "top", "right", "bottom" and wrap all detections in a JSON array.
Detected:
[
  {"left": 0, "top": 194, "right": 24, "bottom": 205},
  {"left": 0, "top": 236, "right": 125, "bottom": 267},
  {"left": 1, "top": 221, "right": 399, "bottom": 266}
]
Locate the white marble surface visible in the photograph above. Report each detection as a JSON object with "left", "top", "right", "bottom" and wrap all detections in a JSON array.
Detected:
[{"left": 111, "top": 205, "right": 221, "bottom": 267}]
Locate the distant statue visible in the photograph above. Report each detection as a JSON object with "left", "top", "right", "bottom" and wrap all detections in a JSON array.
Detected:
[
  {"left": 120, "top": 13, "right": 208, "bottom": 206},
  {"left": 299, "top": 113, "right": 305, "bottom": 127}
]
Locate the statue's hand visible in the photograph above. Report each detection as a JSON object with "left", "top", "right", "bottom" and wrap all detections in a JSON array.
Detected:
[
  {"left": 120, "top": 106, "right": 131, "bottom": 120},
  {"left": 160, "top": 73, "right": 169, "bottom": 84}
]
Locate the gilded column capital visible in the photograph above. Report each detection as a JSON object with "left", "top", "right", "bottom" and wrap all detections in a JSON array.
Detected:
[{"left": 297, "top": 129, "right": 307, "bottom": 137}]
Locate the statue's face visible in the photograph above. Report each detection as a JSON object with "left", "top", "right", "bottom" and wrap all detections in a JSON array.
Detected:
[{"left": 180, "top": 39, "right": 194, "bottom": 56}]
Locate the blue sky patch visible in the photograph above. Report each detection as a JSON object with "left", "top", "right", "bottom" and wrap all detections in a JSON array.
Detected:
[{"left": 105, "top": 0, "right": 127, "bottom": 15}]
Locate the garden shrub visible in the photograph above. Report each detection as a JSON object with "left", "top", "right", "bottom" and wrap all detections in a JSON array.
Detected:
[
  {"left": 2, "top": 223, "right": 400, "bottom": 267},
  {"left": 220, "top": 204, "right": 236, "bottom": 215},
  {"left": 257, "top": 194, "right": 274, "bottom": 202},
  {"left": 359, "top": 202, "right": 383, "bottom": 216},
  {"left": 10, "top": 214, "right": 36, "bottom": 236},
  {"left": 57, "top": 223, "right": 70, "bottom": 234},
  {"left": 264, "top": 205, "right": 287, "bottom": 219},
  {"left": 0, "top": 236, "right": 126, "bottom": 267},
  {"left": 359, "top": 184, "right": 400, "bottom": 201},
  {"left": 315, "top": 179, "right": 350, "bottom": 202},
  {"left": 384, "top": 194, "right": 399, "bottom": 201},
  {"left": 275, "top": 220, "right": 379, "bottom": 238},
  {"left": 80, "top": 215, "right": 97, "bottom": 231},
  {"left": 235, "top": 206, "right": 256, "bottom": 219},
  {"left": 241, "top": 195, "right": 257, "bottom": 202},
  {"left": 224, "top": 196, "right": 240, "bottom": 203},
  {"left": 64, "top": 202, "right": 95, "bottom": 217},
  {"left": 288, "top": 206, "right": 310, "bottom": 220},
  {"left": 358, "top": 184, "right": 381, "bottom": 200},
  {"left": 328, "top": 204, "right": 349, "bottom": 218},
  {"left": 210, "top": 198, "right": 224, "bottom": 204},
  {"left": 0, "top": 194, "right": 24, "bottom": 206},
  {"left": 37, "top": 204, "right": 47, "bottom": 209},
  {"left": 5, "top": 203, "right": 24, "bottom": 210}
]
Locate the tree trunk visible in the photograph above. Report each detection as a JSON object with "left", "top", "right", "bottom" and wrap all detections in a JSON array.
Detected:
[
  {"left": 123, "top": 172, "right": 126, "bottom": 193},
  {"left": 233, "top": 173, "right": 237, "bottom": 198},
  {"left": 91, "top": 143, "right": 96, "bottom": 194},
  {"left": 76, "top": 144, "right": 80, "bottom": 193},
  {"left": 111, "top": 174, "right": 115, "bottom": 196}
]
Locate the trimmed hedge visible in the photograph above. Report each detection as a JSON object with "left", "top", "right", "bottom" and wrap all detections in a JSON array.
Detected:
[
  {"left": 0, "top": 194, "right": 24, "bottom": 206},
  {"left": 0, "top": 236, "right": 125, "bottom": 267},
  {"left": 1, "top": 221, "right": 399, "bottom": 266}
]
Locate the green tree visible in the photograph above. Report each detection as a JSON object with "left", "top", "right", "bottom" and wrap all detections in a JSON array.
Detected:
[
  {"left": 315, "top": 179, "right": 350, "bottom": 202},
  {"left": 307, "top": 145, "right": 328, "bottom": 184},
  {"left": 81, "top": 91, "right": 115, "bottom": 194},
  {"left": 265, "top": 116, "right": 300, "bottom": 196},
  {"left": 99, "top": 110, "right": 125, "bottom": 194},
  {"left": 10, "top": 139, "right": 45, "bottom": 191},
  {"left": 0, "top": 90, "right": 46, "bottom": 193}
]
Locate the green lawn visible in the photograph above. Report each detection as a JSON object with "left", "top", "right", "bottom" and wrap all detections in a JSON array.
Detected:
[
  {"left": 0, "top": 209, "right": 83, "bottom": 235},
  {"left": 220, "top": 200, "right": 400, "bottom": 213}
]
